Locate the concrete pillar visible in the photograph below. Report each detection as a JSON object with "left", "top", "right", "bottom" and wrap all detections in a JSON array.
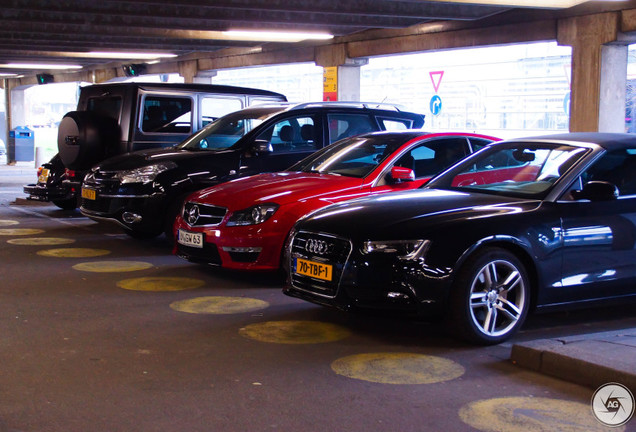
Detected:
[
  {"left": 316, "top": 44, "right": 368, "bottom": 102},
  {"left": 558, "top": 12, "right": 620, "bottom": 132},
  {"left": 599, "top": 44, "right": 628, "bottom": 132},
  {"left": 178, "top": 60, "right": 199, "bottom": 84}
]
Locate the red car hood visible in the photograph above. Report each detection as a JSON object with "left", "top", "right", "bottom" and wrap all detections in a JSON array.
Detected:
[{"left": 192, "top": 172, "right": 365, "bottom": 209}]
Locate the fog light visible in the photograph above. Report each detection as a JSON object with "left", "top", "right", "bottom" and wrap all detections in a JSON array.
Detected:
[{"left": 122, "top": 212, "right": 142, "bottom": 224}]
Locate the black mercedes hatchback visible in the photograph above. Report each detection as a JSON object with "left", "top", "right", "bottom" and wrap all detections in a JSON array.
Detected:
[
  {"left": 284, "top": 133, "right": 636, "bottom": 344},
  {"left": 80, "top": 102, "right": 425, "bottom": 239}
]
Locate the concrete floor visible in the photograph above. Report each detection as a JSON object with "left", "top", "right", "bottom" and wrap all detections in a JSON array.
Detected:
[{"left": 1, "top": 170, "right": 635, "bottom": 432}]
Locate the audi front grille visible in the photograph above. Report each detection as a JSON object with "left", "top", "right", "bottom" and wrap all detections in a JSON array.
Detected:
[{"left": 289, "top": 230, "right": 352, "bottom": 297}]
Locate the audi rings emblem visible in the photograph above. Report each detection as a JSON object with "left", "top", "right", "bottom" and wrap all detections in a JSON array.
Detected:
[
  {"left": 305, "top": 238, "right": 331, "bottom": 255},
  {"left": 187, "top": 205, "right": 200, "bottom": 225}
]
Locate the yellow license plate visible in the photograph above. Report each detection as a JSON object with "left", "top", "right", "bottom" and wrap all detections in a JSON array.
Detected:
[
  {"left": 295, "top": 258, "right": 333, "bottom": 281},
  {"left": 37, "top": 168, "right": 50, "bottom": 184},
  {"left": 81, "top": 188, "right": 96, "bottom": 200}
]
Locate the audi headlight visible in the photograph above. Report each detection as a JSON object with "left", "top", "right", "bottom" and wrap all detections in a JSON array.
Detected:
[
  {"left": 226, "top": 204, "right": 279, "bottom": 226},
  {"left": 116, "top": 162, "right": 177, "bottom": 184},
  {"left": 362, "top": 239, "right": 429, "bottom": 260}
]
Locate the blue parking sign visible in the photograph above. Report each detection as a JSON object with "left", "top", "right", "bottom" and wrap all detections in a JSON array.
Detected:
[{"left": 430, "top": 95, "right": 442, "bottom": 116}]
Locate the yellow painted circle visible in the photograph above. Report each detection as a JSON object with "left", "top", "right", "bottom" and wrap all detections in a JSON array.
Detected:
[
  {"left": 170, "top": 296, "right": 269, "bottom": 314},
  {"left": 459, "top": 397, "right": 625, "bottom": 432},
  {"left": 8, "top": 237, "right": 75, "bottom": 246},
  {"left": 0, "top": 228, "right": 44, "bottom": 236},
  {"left": 0, "top": 220, "right": 19, "bottom": 226},
  {"left": 239, "top": 320, "right": 350, "bottom": 344},
  {"left": 118, "top": 277, "right": 205, "bottom": 292},
  {"left": 331, "top": 352, "right": 465, "bottom": 384},
  {"left": 72, "top": 261, "right": 154, "bottom": 273},
  {"left": 37, "top": 248, "right": 111, "bottom": 258}
]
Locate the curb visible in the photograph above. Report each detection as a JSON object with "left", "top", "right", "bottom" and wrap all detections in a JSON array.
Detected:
[{"left": 511, "top": 329, "right": 636, "bottom": 391}]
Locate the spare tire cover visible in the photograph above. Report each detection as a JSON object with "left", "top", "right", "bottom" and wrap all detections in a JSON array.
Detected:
[{"left": 57, "top": 111, "right": 119, "bottom": 170}]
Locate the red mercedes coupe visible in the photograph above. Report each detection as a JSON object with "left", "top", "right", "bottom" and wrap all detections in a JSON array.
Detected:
[{"left": 174, "top": 130, "right": 499, "bottom": 271}]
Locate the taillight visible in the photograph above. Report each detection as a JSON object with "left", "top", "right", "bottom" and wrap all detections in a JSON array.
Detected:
[
  {"left": 36, "top": 167, "right": 43, "bottom": 177},
  {"left": 65, "top": 168, "right": 76, "bottom": 178}
]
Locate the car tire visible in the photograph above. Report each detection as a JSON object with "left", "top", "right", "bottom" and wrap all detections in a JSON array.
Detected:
[
  {"left": 57, "top": 111, "right": 119, "bottom": 171},
  {"left": 52, "top": 197, "right": 78, "bottom": 210},
  {"left": 124, "top": 228, "right": 161, "bottom": 240},
  {"left": 163, "top": 193, "right": 189, "bottom": 245},
  {"left": 448, "top": 247, "right": 530, "bottom": 345}
]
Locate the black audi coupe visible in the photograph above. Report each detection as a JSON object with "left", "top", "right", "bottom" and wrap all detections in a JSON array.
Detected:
[{"left": 284, "top": 133, "right": 636, "bottom": 344}]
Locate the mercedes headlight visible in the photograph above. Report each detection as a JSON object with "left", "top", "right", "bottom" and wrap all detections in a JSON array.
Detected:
[
  {"left": 226, "top": 204, "right": 279, "bottom": 226},
  {"left": 116, "top": 162, "right": 177, "bottom": 184},
  {"left": 362, "top": 239, "right": 429, "bottom": 260}
]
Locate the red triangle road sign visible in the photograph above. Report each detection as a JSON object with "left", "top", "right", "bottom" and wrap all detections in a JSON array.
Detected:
[{"left": 430, "top": 71, "right": 444, "bottom": 93}]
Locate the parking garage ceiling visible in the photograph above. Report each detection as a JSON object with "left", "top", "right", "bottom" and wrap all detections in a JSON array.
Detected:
[{"left": 0, "top": 0, "right": 631, "bottom": 78}]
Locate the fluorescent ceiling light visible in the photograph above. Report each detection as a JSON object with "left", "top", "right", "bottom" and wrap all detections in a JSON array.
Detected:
[
  {"left": 0, "top": 63, "right": 83, "bottom": 70},
  {"left": 84, "top": 51, "right": 178, "bottom": 59},
  {"left": 425, "top": 0, "right": 607, "bottom": 7},
  {"left": 222, "top": 30, "right": 333, "bottom": 42},
  {"left": 0, "top": 72, "right": 17, "bottom": 77}
]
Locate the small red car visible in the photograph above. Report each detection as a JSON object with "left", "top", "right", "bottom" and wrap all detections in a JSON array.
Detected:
[{"left": 174, "top": 130, "right": 499, "bottom": 271}]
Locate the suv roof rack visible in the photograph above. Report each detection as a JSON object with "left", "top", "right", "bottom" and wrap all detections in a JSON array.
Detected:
[{"left": 288, "top": 101, "right": 406, "bottom": 112}]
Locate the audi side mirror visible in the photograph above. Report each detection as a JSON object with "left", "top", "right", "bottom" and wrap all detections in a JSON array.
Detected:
[
  {"left": 252, "top": 140, "right": 273, "bottom": 155},
  {"left": 391, "top": 166, "right": 415, "bottom": 182},
  {"left": 573, "top": 181, "right": 619, "bottom": 201}
]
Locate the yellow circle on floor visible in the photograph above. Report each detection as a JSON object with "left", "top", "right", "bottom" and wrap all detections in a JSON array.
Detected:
[
  {"left": 239, "top": 320, "right": 350, "bottom": 344},
  {"left": 171, "top": 296, "right": 269, "bottom": 314},
  {"left": 37, "top": 248, "right": 111, "bottom": 258},
  {"left": 0, "top": 220, "right": 19, "bottom": 226},
  {"left": 0, "top": 228, "right": 44, "bottom": 236},
  {"left": 118, "top": 277, "right": 205, "bottom": 292},
  {"left": 331, "top": 352, "right": 465, "bottom": 384},
  {"left": 8, "top": 237, "right": 75, "bottom": 246},
  {"left": 72, "top": 261, "right": 154, "bottom": 273},
  {"left": 459, "top": 397, "right": 624, "bottom": 432}
]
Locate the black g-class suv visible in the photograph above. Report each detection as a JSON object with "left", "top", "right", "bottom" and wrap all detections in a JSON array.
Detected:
[
  {"left": 79, "top": 102, "right": 426, "bottom": 239},
  {"left": 24, "top": 82, "right": 287, "bottom": 209}
]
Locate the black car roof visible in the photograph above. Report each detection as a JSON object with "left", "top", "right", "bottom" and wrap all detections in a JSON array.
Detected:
[
  {"left": 81, "top": 82, "right": 286, "bottom": 98},
  {"left": 507, "top": 132, "right": 636, "bottom": 151}
]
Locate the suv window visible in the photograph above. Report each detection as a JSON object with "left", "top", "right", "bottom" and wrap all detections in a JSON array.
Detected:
[
  {"left": 256, "top": 116, "right": 318, "bottom": 153},
  {"left": 379, "top": 117, "right": 413, "bottom": 131},
  {"left": 141, "top": 96, "right": 193, "bottom": 134},
  {"left": 87, "top": 96, "right": 122, "bottom": 121},
  {"left": 201, "top": 96, "right": 243, "bottom": 127},
  {"left": 327, "top": 113, "right": 376, "bottom": 143}
]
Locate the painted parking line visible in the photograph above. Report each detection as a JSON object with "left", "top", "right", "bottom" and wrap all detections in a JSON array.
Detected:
[
  {"left": 117, "top": 277, "right": 205, "bottom": 292},
  {"left": 331, "top": 352, "right": 465, "bottom": 384},
  {"left": 170, "top": 296, "right": 269, "bottom": 314},
  {"left": 37, "top": 248, "right": 111, "bottom": 258},
  {"left": 8, "top": 237, "right": 75, "bottom": 246},
  {"left": 459, "top": 396, "right": 625, "bottom": 432},
  {"left": 0, "top": 219, "right": 19, "bottom": 226},
  {"left": 239, "top": 320, "right": 351, "bottom": 344},
  {"left": 0, "top": 228, "right": 44, "bottom": 236},
  {"left": 72, "top": 261, "right": 154, "bottom": 273}
]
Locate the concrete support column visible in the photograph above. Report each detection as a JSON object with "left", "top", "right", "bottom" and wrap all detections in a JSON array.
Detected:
[
  {"left": 178, "top": 60, "right": 199, "bottom": 84},
  {"left": 315, "top": 44, "right": 367, "bottom": 102},
  {"left": 599, "top": 44, "right": 628, "bottom": 132},
  {"left": 7, "top": 86, "right": 27, "bottom": 163},
  {"left": 558, "top": 12, "right": 621, "bottom": 132}
]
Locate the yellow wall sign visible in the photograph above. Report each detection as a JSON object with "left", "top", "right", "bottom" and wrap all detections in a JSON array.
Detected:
[{"left": 323, "top": 66, "right": 338, "bottom": 101}]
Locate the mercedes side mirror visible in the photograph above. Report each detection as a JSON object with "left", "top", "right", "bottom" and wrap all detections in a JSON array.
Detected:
[{"left": 391, "top": 166, "right": 415, "bottom": 182}]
